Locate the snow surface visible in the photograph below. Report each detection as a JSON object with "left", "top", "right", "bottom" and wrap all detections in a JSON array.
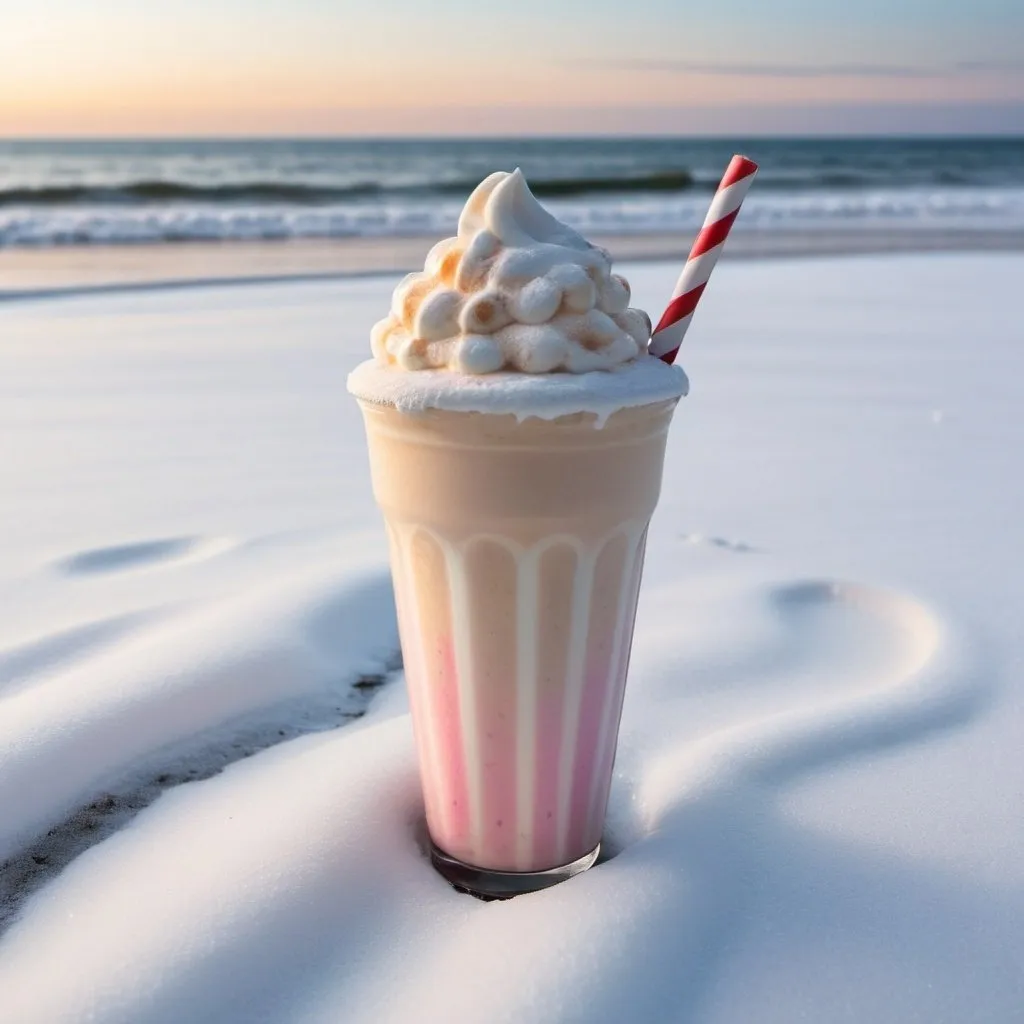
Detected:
[{"left": 0, "top": 255, "right": 1022, "bottom": 1022}]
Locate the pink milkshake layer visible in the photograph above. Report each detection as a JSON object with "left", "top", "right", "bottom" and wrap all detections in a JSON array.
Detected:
[{"left": 388, "top": 521, "right": 649, "bottom": 872}]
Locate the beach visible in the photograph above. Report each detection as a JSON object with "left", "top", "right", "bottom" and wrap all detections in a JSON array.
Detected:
[
  {"left": 4, "top": 228, "right": 1024, "bottom": 297},
  {"left": 1, "top": 250, "right": 1022, "bottom": 1022}
]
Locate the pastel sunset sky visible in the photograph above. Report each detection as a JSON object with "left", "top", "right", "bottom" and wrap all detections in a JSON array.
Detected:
[{"left": 2, "top": 0, "right": 1023, "bottom": 136}]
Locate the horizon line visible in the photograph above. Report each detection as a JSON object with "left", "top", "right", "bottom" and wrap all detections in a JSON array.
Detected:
[{"left": 4, "top": 130, "right": 1024, "bottom": 143}]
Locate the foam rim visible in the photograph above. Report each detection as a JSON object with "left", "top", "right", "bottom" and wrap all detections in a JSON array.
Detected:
[{"left": 347, "top": 356, "right": 688, "bottom": 427}]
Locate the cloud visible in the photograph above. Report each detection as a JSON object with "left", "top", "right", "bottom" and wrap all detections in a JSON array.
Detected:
[
  {"left": 955, "top": 60, "right": 1024, "bottom": 72},
  {"left": 585, "top": 60, "right": 943, "bottom": 78},
  {"left": 582, "top": 59, "right": 1024, "bottom": 79}
]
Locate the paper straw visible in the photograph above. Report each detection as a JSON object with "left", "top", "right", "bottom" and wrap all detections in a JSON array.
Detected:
[{"left": 649, "top": 155, "right": 758, "bottom": 364}]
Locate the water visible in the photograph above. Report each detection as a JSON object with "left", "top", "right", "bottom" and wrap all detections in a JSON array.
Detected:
[{"left": 1, "top": 137, "right": 1022, "bottom": 247}]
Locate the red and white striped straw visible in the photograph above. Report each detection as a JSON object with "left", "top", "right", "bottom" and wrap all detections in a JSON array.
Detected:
[{"left": 649, "top": 154, "right": 758, "bottom": 364}]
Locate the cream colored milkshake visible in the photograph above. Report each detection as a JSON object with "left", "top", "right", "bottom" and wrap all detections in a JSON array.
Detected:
[{"left": 349, "top": 169, "right": 686, "bottom": 896}]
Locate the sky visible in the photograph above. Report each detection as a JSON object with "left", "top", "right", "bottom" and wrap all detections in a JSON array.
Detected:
[{"left": 1, "top": 0, "right": 1023, "bottom": 136}]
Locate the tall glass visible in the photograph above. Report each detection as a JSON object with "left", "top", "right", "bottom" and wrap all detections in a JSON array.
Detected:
[{"left": 356, "top": 396, "right": 678, "bottom": 897}]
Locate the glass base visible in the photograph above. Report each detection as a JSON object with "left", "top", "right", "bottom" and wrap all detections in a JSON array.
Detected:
[{"left": 430, "top": 841, "right": 601, "bottom": 900}]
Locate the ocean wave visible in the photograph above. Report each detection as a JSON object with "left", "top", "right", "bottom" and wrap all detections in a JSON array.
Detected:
[
  {"left": 0, "top": 172, "right": 701, "bottom": 208},
  {"left": 0, "top": 182, "right": 370, "bottom": 206},
  {"left": 3, "top": 188, "right": 1024, "bottom": 247},
  {"left": 1, "top": 166, "right": 1014, "bottom": 210}
]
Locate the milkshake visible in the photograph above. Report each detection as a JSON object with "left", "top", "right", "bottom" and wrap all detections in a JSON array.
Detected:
[{"left": 349, "top": 169, "right": 687, "bottom": 897}]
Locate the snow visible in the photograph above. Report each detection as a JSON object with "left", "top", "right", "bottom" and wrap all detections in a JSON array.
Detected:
[{"left": 1, "top": 255, "right": 1022, "bottom": 1022}]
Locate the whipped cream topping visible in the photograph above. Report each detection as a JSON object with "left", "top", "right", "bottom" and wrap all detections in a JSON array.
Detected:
[{"left": 370, "top": 170, "right": 652, "bottom": 374}]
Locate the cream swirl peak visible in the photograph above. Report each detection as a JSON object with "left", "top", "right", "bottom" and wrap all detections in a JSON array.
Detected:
[{"left": 370, "top": 169, "right": 652, "bottom": 374}]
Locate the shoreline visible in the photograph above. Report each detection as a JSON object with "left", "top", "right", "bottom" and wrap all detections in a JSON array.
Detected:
[{"left": 3, "top": 229, "right": 1024, "bottom": 299}]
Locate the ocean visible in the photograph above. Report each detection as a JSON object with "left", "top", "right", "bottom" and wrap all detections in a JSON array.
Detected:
[{"left": 1, "top": 137, "right": 1023, "bottom": 247}]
